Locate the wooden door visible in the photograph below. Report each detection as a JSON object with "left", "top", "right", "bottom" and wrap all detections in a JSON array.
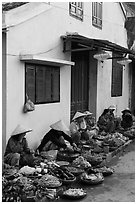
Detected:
[{"left": 71, "top": 52, "right": 89, "bottom": 119}]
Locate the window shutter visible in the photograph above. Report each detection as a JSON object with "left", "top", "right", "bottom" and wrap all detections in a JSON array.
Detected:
[
  {"left": 44, "top": 67, "right": 52, "bottom": 102},
  {"left": 26, "top": 64, "right": 35, "bottom": 103},
  {"left": 36, "top": 66, "right": 45, "bottom": 103},
  {"left": 111, "top": 54, "right": 123, "bottom": 97},
  {"left": 52, "top": 68, "right": 60, "bottom": 101},
  {"left": 92, "top": 2, "right": 102, "bottom": 28},
  {"left": 69, "top": 2, "right": 83, "bottom": 20},
  {"left": 25, "top": 64, "right": 60, "bottom": 104}
]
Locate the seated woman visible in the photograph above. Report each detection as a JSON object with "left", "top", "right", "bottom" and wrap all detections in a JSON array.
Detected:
[
  {"left": 36, "top": 120, "right": 77, "bottom": 153},
  {"left": 4, "top": 125, "right": 34, "bottom": 167},
  {"left": 118, "top": 108, "right": 135, "bottom": 139},
  {"left": 97, "top": 106, "right": 116, "bottom": 133},
  {"left": 121, "top": 108, "right": 134, "bottom": 130},
  {"left": 84, "top": 111, "right": 95, "bottom": 130},
  {"left": 70, "top": 111, "right": 89, "bottom": 144},
  {"left": 84, "top": 110, "right": 99, "bottom": 139}
]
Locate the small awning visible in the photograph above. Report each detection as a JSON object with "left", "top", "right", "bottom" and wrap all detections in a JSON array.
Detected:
[
  {"left": 19, "top": 54, "right": 75, "bottom": 66},
  {"left": 61, "top": 33, "right": 134, "bottom": 56}
]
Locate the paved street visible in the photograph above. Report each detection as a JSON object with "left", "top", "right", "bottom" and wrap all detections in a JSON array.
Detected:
[{"left": 59, "top": 141, "right": 135, "bottom": 202}]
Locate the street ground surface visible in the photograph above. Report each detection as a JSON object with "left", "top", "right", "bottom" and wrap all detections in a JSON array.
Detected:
[{"left": 58, "top": 141, "right": 135, "bottom": 202}]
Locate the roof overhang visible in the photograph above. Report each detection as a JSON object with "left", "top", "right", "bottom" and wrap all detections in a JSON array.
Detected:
[
  {"left": 19, "top": 54, "right": 75, "bottom": 66},
  {"left": 61, "top": 33, "right": 134, "bottom": 56},
  {"left": 119, "top": 3, "right": 127, "bottom": 19}
]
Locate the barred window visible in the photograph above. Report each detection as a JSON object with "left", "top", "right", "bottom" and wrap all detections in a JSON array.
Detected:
[
  {"left": 25, "top": 63, "right": 60, "bottom": 104},
  {"left": 92, "top": 2, "right": 102, "bottom": 29},
  {"left": 69, "top": 2, "right": 83, "bottom": 20}
]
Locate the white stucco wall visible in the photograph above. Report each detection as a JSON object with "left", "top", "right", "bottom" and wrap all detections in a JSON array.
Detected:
[
  {"left": 96, "top": 58, "right": 130, "bottom": 120},
  {"left": 95, "top": 3, "right": 130, "bottom": 120},
  {"left": 4, "top": 2, "right": 130, "bottom": 149},
  {"left": 5, "top": 3, "right": 72, "bottom": 149}
]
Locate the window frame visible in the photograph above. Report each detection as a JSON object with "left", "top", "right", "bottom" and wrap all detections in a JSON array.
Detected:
[
  {"left": 92, "top": 2, "right": 102, "bottom": 29},
  {"left": 111, "top": 53, "right": 123, "bottom": 97},
  {"left": 69, "top": 2, "right": 84, "bottom": 21},
  {"left": 25, "top": 63, "right": 60, "bottom": 105}
]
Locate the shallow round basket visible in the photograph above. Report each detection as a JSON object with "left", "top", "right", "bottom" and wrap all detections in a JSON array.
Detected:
[
  {"left": 80, "top": 176, "right": 104, "bottom": 185},
  {"left": 65, "top": 166, "right": 85, "bottom": 176},
  {"left": 62, "top": 193, "right": 87, "bottom": 200},
  {"left": 62, "top": 189, "right": 87, "bottom": 200},
  {"left": 44, "top": 181, "right": 62, "bottom": 188},
  {"left": 57, "top": 151, "right": 80, "bottom": 162},
  {"left": 87, "top": 167, "right": 114, "bottom": 177},
  {"left": 61, "top": 176, "right": 76, "bottom": 185}
]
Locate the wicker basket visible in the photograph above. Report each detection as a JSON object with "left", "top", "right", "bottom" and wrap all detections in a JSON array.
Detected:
[{"left": 57, "top": 151, "right": 80, "bottom": 162}]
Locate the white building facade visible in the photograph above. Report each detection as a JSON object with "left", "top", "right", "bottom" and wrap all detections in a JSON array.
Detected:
[{"left": 2, "top": 2, "right": 134, "bottom": 155}]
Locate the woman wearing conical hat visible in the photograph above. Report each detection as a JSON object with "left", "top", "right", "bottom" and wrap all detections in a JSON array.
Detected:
[
  {"left": 36, "top": 120, "right": 77, "bottom": 153},
  {"left": 84, "top": 111, "right": 96, "bottom": 131},
  {"left": 118, "top": 108, "right": 135, "bottom": 138},
  {"left": 121, "top": 108, "right": 134, "bottom": 130},
  {"left": 97, "top": 105, "right": 117, "bottom": 133},
  {"left": 70, "top": 111, "right": 90, "bottom": 144},
  {"left": 4, "top": 125, "right": 34, "bottom": 167}
]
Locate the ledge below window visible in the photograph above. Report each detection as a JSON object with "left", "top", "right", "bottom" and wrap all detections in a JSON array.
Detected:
[{"left": 19, "top": 54, "right": 75, "bottom": 66}]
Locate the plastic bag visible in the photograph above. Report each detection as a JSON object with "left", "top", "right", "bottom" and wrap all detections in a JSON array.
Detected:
[{"left": 23, "top": 95, "right": 35, "bottom": 113}]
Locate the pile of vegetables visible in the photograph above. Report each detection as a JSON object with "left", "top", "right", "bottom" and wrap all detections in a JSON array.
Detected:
[{"left": 52, "top": 167, "right": 75, "bottom": 181}]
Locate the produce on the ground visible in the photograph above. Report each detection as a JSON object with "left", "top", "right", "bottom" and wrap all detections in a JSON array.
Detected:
[{"left": 72, "top": 156, "right": 91, "bottom": 168}]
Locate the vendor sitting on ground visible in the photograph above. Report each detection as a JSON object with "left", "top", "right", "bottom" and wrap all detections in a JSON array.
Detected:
[
  {"left": 36, "top": 120, "right": 77, "bottom": 153},
  {"left": 84, "top": 110, "right": 99, "bottom": 139},
  {"left": 84, "top": 110, "right": 96, "bottom": 130},
  {"left": 4, "top": 125, "right": 35, "bottom": 167},
  {"left": 97, "top": 105, "right": 117, "bottom": 133},
  {"left": 121, "top": 108, "right": 134, "bottom": 130},
  {"left": 70, "top": 111, "right": 90, "bottom": 144},
  {"left": 118, "top": 108, "right": 135, "bottom": 139}
]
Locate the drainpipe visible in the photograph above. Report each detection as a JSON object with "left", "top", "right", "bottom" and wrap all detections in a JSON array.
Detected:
[{"left": 2, "top": 27, "right": 8, "bottom": 159}]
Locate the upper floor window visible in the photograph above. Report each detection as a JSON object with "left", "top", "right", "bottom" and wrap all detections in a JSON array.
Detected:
[
  {"left": 25, "top": 63, "right": 60, "bottom": 104},
  {"left": 69, "top": 2, "right": 83, "bottom": 20},
  {"left": 111, "top": 53, "right": 123, "bottom": 97},
  {"left": 92, "top": 2, "right": 102, "bottom": 29}
]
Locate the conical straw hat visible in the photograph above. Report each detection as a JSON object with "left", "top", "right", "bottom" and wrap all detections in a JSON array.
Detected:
[
  {"left": 122, "top": 108, "right": 131, "bottom": 114},
  {"left": 11, "top": 124, "right": 32, "bottom": 136},
  {"left": 72, "top": 111, "right": 87, "bottom": 121},
  {"left": 50, "top": 120, "right": 70, "bottom": 136},
  {"left": 108, "top": 105, "right": 116, "bottom": 110},
  {"left": 84, "top": 111, "right": 93, "bottom": 116}
]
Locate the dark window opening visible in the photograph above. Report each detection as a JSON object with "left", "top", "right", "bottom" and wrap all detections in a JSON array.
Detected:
[{"left": 25, "top": 63, "right": 60, "bottom": 104}]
